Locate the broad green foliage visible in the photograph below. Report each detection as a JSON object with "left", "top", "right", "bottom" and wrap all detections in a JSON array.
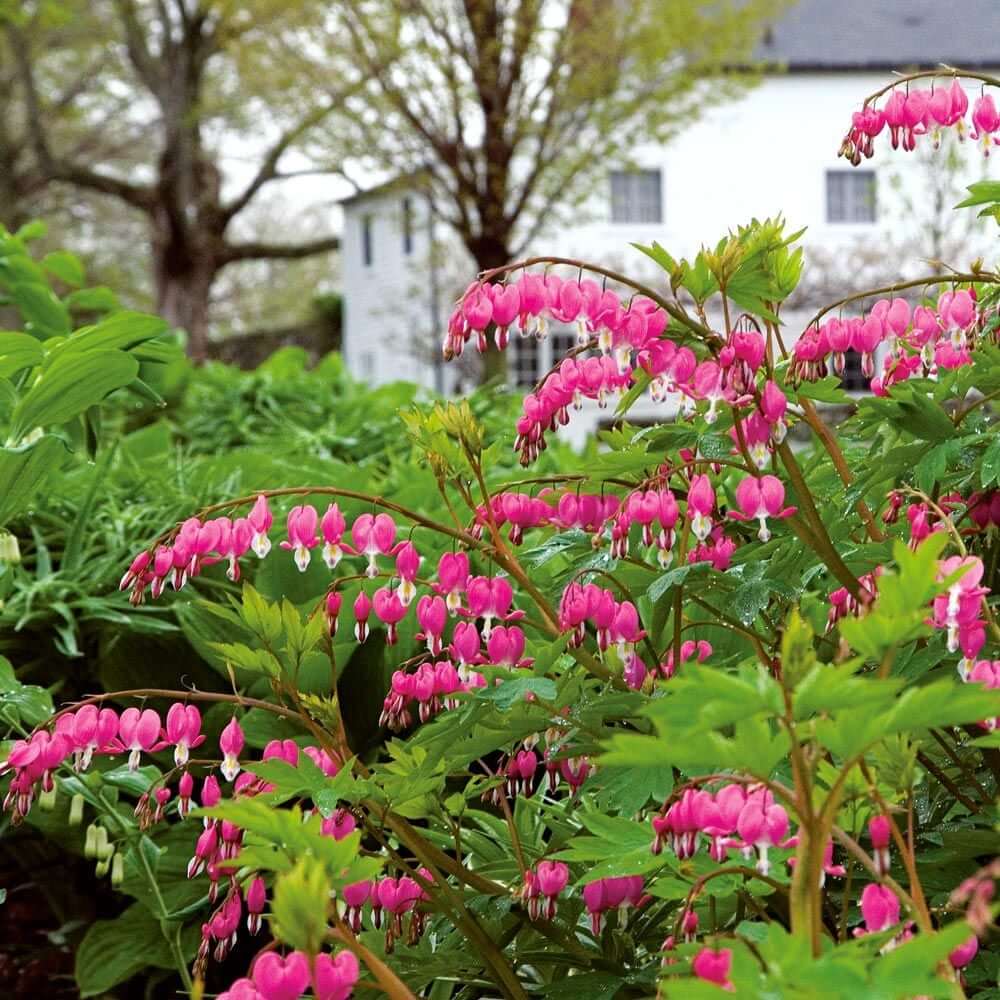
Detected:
[{"left": 4, "top": 97, "right": 1000, "bottom": 1000}]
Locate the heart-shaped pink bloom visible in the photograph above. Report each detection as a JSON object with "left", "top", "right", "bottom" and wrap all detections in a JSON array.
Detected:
[
  {"left": 692, "top": 947, "right": 733, "bottom": 989},
  {"left": 252, "top": 951, "right": 311, "bottom": 1000},
  {"left": 312, "top": 950, "right": 360, "bottom": 1000}
]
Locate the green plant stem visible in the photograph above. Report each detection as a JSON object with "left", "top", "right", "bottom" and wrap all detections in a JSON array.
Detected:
[
  {"left": 801, "top": 271, "right": 997, "bottom": 332},
  {"left": 915, "top": 749, "right": 980, "bottom": 812},
  {"left": 475, "top": 255, "right": 717, "bottom": 344},
  {"left": 93, "top": 788, "right": 194, "bottom": 992},
  {"left": 775, "top": 439, "right": 864, "bottom": 600},
  {"left": 953, "top": 386, "right": 1000, "bottom": 426},
  {"left": 796, "top": 396, "right": 884, "bottom": 542},
  {"left": 49, "top": 687, "right": 302, "bottom": 726}
]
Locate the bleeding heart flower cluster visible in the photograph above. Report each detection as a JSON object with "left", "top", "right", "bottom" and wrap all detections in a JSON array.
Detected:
[
  {"left": 216, "top": 948, "right": 360, "bottom": 1000},
  {"left": 444, "top": 274, "right": 669, "bottom": 362},
  {"left": 506, "top": 320, "right": 774, "bottom": 467},
  {"left": 1, "top": 702, "right": 210, "bottom": 821},
  {"left": 581, "top": 876, "right": 646, "bottom": 934},
  {"left": 121, "top": 500, "right": 410, "bottom": 604},
  {"left": 336, "top": 871, "right": 434, "bottom": 952},
  {"left": 790, "top": 291, "right": 989, "bottom": 395},
  {"left": 651, "top": 784, "right": 790, "bottom": 876},
  {"left": 932, "top": 555, "right": 990, "bottom": 670},
  {"left": 839, "top": 79, "right": 1000, "bottom": 161}
]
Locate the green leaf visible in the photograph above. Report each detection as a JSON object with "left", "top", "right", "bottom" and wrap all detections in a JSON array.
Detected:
[
  {"left": 955, "top": 179, "right": 1000, "bottom": 208},
  {"left": 65, "top": 286, "right": 119, "bottom": 312},
  {"left": 0, "top": 655, "right": 53, "bottom": 727},
  {"left": 41, "top": 250, "right": 85, "bottom": 288},
  {"left": 10, "top": 281, "right": 71, "bottom": 338},
  {"left": 730, "top": 578, "right": 773, "bottom": 625},
  {"left": 476, "top": 675, "right": 556, "bottom": 710},
  {"left": 61, "top": 311, "right": 168, "bottom": 354},
  {"left": 0, "top": 331, "right": 44, "bottom": 378},
  {"left": 982, "top": 434, "right": 1000, "bottom": 487},
  {"left": 0, "top": 435, "right": 65, "bottom": 525},
  {"left": 75, "top": 904, "right": 178, "bottom": 996},
  {"left": 10, "top": 349, "right": 139, "bottom": 439},
  {"left": 630, "top": 241, "right": 676, "bottom": 273},
  {"left": 270, "top": 856, "right": 331, "bottom": 954}
]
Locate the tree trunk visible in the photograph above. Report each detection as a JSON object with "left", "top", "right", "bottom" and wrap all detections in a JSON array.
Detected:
[
  {"left": 470, "top": 237, "right": 512, "bottom": 385},
  {"left": 152, "top": 209, "right": 216, "bottom": 361}
]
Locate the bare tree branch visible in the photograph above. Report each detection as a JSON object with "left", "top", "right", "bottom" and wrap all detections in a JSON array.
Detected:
[{"left": 220, "top": 234, "right": 340, "bottom": 265}]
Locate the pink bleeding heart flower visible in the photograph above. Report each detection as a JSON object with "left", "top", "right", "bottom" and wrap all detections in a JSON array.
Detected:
[
  {"left": 868, "top": 815, "right": 892, "bottom": 875},
  {"left": 251, "top": 950, "right": 311, "bottom": 1000},
  {"left": 118, "top": 707, "right": 162, "bottom": 771},
  {"left": 736, "top": 792, "right": 789, "bottom": 875},
  {"left": 373, "top": 586, "right": 408, "bottom": 645},
  {"left": 858, "top": 883, "right": 900, "bottom": 934},
  {"left": 312, "top": 950, "right": 360, "bottom": 1000},
  {"left": 687, "top": 475, "right": 715, "bottom": 542},
  {"left": 933, "top": 556, "right": 988, "bottom": 653},
  {"left": 416, "top": 594, "right": 448, "bottom": 655},
  {"left": 353, "top": 590, "right": 372, "bottom": 643},
  {"left": 320, "top": 504, "right": 346, "bottom": 570},
  {"left": 760, "top": 380, "right": 788, "bottom": 443},
  {"left": 248, "top": 495, "right": 274, "bottom": 558},
  {"left": 394, "top": 541, "right": 421, "bottom": 606},
  {"left": 465, "top": 575, "right": 516, "bottom": 639},
  {"left": 730, "top": 475, "right": 797, "bottom": 542},
  {"left": 219, "top": 717, "right": 245, "bottom": 782},
  {"left": 280, "top": 505, "right": 319, "bottom": 572},
  {"left": 971, "top": 94, "right": 1000, "bottom": 153},
  {"left": 350, "top": 513, "right": 398, "bottom": 577},
  {"left": 949, "top": 935, "right": 979, "bottom": 971},
  {"left": 164, "top": 703, "right": 205, "bottom": 767},
  {"left": 487, "top": 625, "right": 527, "bottom": 668},
  {"left": 245, "top": 876, "right": 267, "bottom": 935},
  {"left": 692, "top": 947, "right": 733, "bottom": 991},
  {"left": 435, "top": 551, "right": 470, "bottom": 613},
  {"left": 325, "top": 591, "right": 343, "bottom": 637}
]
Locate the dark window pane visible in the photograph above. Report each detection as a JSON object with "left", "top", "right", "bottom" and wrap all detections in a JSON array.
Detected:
[
  {"left": 611, "top": 170, "right": 662, "bottom": 224},
  {"left": 402, "top": 198, "right": 413, "bottom": 255},
  {"left": 826, "top": 171, "right": 876, "bottom": 223},
  {"left": 362, "top": 214, "right": 373, "bottom": 266}
]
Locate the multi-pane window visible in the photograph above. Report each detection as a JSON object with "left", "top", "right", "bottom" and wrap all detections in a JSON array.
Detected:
[
  {"left": 361, "top": 214, "right": 373, "bottom": 266},
  {"left": 508, "top": 329, "right": 578, "bottom": 389},
  {"left": 509, "top": 337, "right": 540, "bottom": 389},
  {"left": 402, "top": 198, "right": 413, "bottom": 255},
  {"left": 826, "top": 170, "right": 876, "bottom": 223},
  {"left": 610, "top": 169, "right": 663, "bottom": 224},
  {"left": 839, "top": 349, "right": 871, "bottom": 392}
]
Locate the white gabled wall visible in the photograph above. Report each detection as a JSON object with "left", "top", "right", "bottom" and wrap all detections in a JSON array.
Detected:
[{"left": 342, "top": 191, "right": 454, "bottom": 392}]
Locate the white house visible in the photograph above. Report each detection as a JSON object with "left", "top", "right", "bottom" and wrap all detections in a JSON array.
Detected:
[{"left": 340, "top": 0, "right": 1000, "bottom": 443}]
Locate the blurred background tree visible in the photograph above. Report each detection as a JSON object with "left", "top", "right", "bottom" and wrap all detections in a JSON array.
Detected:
[
  {"left": 335, "top": 0, "right": 782, "bottom": 379},
  {"left": 1, "top": 0, "right": 354, "bottom": 358}
]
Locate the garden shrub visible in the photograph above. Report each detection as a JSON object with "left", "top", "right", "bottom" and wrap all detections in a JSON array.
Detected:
[{"left": 3, "top": 70, "right": 1000, "bottom": 999}]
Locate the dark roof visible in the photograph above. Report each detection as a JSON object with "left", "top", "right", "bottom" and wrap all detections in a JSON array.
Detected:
[{"left": 756, "top": 0, "right": 1000, "bottom": 71}]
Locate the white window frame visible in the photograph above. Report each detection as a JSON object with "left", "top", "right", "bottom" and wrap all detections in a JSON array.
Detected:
[
  {"left": 610, "top": 169, "right": 663, "bottom": 224},
  {"left": 826, "top": 170, "right": 876, "bottom": 224}
]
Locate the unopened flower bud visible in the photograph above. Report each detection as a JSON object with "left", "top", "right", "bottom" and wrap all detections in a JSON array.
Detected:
[
  {"left": 84, "top": 824, "right": 99, "bottom": 858},
  {"left": 38, "top": 786, "right": 57, "bottom": 811},
  {"left": 0, "top": 532, "right": 21, "bottom": 564},
  {"left": 95, "top": 856, "right": 110, "bottom": 878},
  {"left": 69, "top": 793, "right": 85, "bottom": 827},
  {"left": 110, "top": 851, "right": 125, "bottom": 886}
]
